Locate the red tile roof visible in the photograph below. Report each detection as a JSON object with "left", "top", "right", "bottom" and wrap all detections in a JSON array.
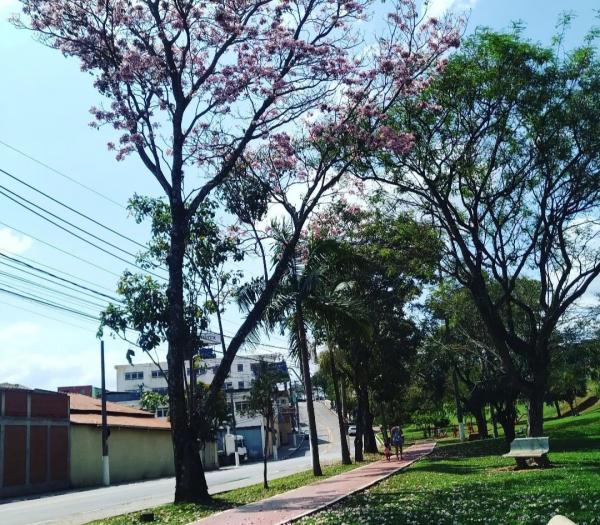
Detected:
[
  {"left": 69, "top": 393, "right": 152, "bottom": 416},
  {"left": 68, "top": 393, "right": 171, "bottom": 431},
  {"left": 70, "top": 413, "right": 171, "bottom": 430}
]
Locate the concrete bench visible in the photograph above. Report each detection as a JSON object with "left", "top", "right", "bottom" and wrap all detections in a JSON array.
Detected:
[
  {"left": 503, "top": 437, "right": 549, "bottom": 458},
  {"left": 547, "top": 515, "right": 576, "bottom": 525},
  {"left": 504, "top": 437, "right": 549, "bottom": 467}
]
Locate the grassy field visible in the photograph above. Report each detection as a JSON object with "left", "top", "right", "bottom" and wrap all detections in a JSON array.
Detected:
[
  {"left": 401, "top": 394, "right": 599, "bottom": 445},
  {"left": 300, "top": 406, "right": 600, "bottom": 525},
  {"left": 88, "top": 456, "right": 379, "bottom": 525}
]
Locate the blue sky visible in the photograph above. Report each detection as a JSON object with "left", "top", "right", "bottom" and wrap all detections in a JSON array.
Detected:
[{"left": 0, "top": 0, "right": 598, "bottom": 391}]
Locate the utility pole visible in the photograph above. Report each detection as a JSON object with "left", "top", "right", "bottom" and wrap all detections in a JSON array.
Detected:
[
  {"left": 100, "top": 340, "right": 110, "bottom": 485},
  {"left": 230, "top": 389, "right": 239, "bottom": 467}
]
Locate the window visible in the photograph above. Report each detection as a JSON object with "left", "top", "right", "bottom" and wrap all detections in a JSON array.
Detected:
[
  {"left": 238, "top": 381, "right": 244, "bottom": 389},
  {"left": 151, "top": 370, "right": 166, "bottom": 379},
  {"left": 125, "top": 371, "right": 143, "bottom": 380},
  {"left": 153, "top": 387, "right": 168, "bottom": 395},
  {"left": 156, "top": 407, "right": 169, "bottom": 418},
  {"left": 250, "top": 363, "right": 259, "bottom": 375},
  {"left": 235, "top": 401, "right": 249, "bottom": 413},
  {"left": 225, "top": 382, "right": 233, "bottom": 390},
  {"left": 237, "top": 363, "right": 243, "bottom": 372}
]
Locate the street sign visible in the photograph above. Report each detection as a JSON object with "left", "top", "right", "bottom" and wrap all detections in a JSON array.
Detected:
[
  {"left": 198, "top": 347, "right": 216, "bottom": 359},
  {"left": 200, "top": 330, "right": 223, "bottom": 345}
]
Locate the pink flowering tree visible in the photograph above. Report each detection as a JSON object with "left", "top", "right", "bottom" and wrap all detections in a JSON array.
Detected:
[{"left": 15, "top": 0, "right": 459, "bottom": 501}]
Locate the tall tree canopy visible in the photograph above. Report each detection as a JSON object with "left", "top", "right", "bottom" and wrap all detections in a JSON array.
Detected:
[
  {"left": 15, "top": 0, "right": 460, "bottom": 499},
  {"left": 373, "top": 28, "right": 600, "bottom": 442}
]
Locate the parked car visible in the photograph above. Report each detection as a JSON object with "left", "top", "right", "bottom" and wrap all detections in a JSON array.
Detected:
[{"left": 347, "top": 425, "right": 357, "bottom": 436}]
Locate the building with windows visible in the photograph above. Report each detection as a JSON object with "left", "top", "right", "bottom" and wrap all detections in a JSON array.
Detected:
[
  {"left": 114, "top": 354, "right": 294, "bottom": 459},
  {"left": 57, "top": 385, "right": 102, "bottom": 398}
]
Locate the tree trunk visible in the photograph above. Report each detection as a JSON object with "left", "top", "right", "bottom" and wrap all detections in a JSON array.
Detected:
[
  {"left": 263, "top": 425, "right": 269, "bottom": 489},
  {"left": 497, "top": 412, "right": 516, "bottom": 444},
  {"left": 363, "top": 390, "right": 378, "bottom": 453},
  {"left": 297, "top": 304, "right": 322, "bottom": 476},
  {"left": 340, "top": 380, "right": 347, "bottom": 421},
  {"left": 528, "top": 390, "right": 550, "bottom": 467},
  {"left": 528, "top": 390, "right": 545, "bottom": 437},
  {"left": 381, "top": 408, "right": 389, "bottom": 443},
  {"left": 167, "top": 206, "right": 208, "bottom": 503},
  {"left": 494, "top": 400, "right": 517, "bottom": 444},
  {"left": 328, "top": 343, "right": 352, "bottom": 465},
  {"left": 554, "top": 400, "right": 561, "bottom": 418},
  {"left": 354, "top": 384, "right": 364, "bottom": 462},
  {"left": 473, "top": 405, "right": 489, "bottom": 439},
  {"left": 490, "top": 403, "right": 499, "bottom": 438}
]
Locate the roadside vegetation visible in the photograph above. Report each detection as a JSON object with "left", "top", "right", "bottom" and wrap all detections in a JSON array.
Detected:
[
  {"left": 300, "top": 406, "right": 600, "bottom": 525},
  {"left": 88, "top": 456, "right": 380, "bottom": 525}
]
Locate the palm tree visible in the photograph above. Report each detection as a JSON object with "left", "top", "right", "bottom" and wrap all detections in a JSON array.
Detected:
[
  {"left": 238, "top": 250, "right": 324, "bottom": 476},
  {"left": 238, "top": 238, "right": 366, "bottom": 472}
]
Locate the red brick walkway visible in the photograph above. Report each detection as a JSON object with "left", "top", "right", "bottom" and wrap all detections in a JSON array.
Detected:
[{"left": 191, "top": 441, "right": 435, "bottom": 525}]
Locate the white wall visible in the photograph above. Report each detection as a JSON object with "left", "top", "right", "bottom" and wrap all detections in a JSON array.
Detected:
[{"left": 114, "top": 354, "right": 285, "bottom": 428}]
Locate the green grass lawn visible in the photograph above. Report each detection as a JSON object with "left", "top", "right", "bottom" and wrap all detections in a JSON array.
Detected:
[
  {"left": 402, "top": 394, "right": 599, "bottom": 445},
  {"left": 88, "top": 456, "right": 380, "bottom": 525},
  {"left": 300, "top": 407, "right": 600, "bottom": 525}
]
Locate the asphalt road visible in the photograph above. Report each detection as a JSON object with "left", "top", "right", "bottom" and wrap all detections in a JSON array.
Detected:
[{"left": 0, "top": 401, "right": 347, "bottom": 525}]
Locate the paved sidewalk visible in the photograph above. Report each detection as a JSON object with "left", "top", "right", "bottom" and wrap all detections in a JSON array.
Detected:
[{"left": 192, "top": 441, "right": 436, "bottom": 525}]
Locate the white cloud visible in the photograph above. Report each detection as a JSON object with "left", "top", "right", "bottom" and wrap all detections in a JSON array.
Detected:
[
  {"left": 425, "top": 0, "right": 478, "bottom": 18},
  {"left": 0, "top": 227, "right": 32, "bottom": 255},
  {"left": 0, "top": 321, "right": 40, "bottom": 344}
]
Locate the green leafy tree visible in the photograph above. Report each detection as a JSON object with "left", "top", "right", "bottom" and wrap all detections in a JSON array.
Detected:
[
  {"left": 309, "top": 202, "right": 441, "bottom": 459},
  {"left": 244, "top": 360, "right": 287, "bottom": 489},
  {"left": 375, "top": 28, "right": 600, "bottom": 446},
  {"left": 100, "top": 197, "right": 241, "bottom": 473},
  {"left": 140, "top": 391, "right": 168, "bottom": 415}
]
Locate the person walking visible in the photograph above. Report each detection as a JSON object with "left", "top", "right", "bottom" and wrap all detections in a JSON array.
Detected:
[
  {"left": 383, "top": 440, "right": 392, "bottom": 461},
  {"left": 390, "top": 425, "right": 404, "bottom": 460}
]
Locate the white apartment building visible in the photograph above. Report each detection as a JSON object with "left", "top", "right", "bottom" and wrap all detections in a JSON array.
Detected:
[
  {"left": 114, "top": 353, "right": 292, "bottom": 459},
  {"left": 115, "top": 353, "right": 283, "bottom": 395}
]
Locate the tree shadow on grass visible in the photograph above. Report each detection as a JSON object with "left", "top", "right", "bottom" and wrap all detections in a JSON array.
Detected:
[{"left": 408, "top": 462, "right": 491, "bottom": 475}]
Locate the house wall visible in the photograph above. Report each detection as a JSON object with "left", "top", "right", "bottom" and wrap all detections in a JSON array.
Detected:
[
  {"left": 70, "top": 426, "right": 219, "bottom": 487},
  {"left": 0, "top": 389, "right": 70, "bottom": 499},
  {"left": 70, "top": 425, "right": 174, "bottom": 487}
]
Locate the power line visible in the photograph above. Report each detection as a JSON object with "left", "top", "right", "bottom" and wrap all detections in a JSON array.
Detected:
[
  {"left": 0, "top": 279, "right": 291, "bottom": 366},
  {"left": 0, "top": 186, "right": 167, "bottom": 281},
  {"left": 0, "top": 182, "right": 140, "bottom": 259},
  {"left": 0, "top": 271, "right": 108, "bottom": 311},
  {"left": 0, "top": 248, "right": 120, "bottom": 294},
  {"left": 0, "top": 139, "right": 125, "bottom": 209},
  {"left": 0, "top": 286, "right": 100, "bottom": 321},
  {"left": 0, "top": 220, "right": 122, "bottom": 278},
  {"left": 0, "top": 252, "right": 122, "bottom": 303},
  {"left": 0, "top": 278, "right": 106, "bottom": 316},
  {"left": 0, "top": 166, "right": 147, "bottom": 249},
  {"left": 0, "top": 298, "right": 100, "bottom": 333}
]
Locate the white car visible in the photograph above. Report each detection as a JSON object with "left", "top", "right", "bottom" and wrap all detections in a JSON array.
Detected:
[{"left": 347, "top": 425, "right": 357, "bottom": 436}]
